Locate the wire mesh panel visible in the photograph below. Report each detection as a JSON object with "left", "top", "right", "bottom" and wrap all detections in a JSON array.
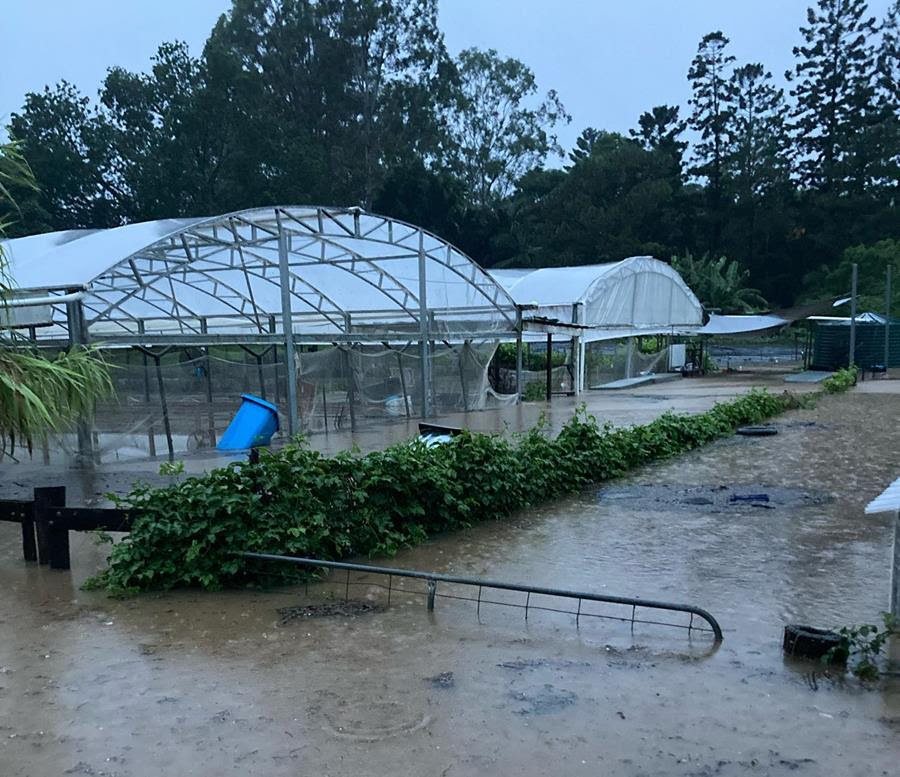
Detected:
[
  {"left": 41, "top": 338, "right": 518, "bottom": 460},
  {"left": 246, "top": 554, "right": 723, "bottom": 643}
]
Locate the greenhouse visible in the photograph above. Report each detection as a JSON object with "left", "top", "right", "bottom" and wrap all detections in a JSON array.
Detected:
[
  {"left": 0, "top": 206, "right": 532, "bottom": 458},
  {"left": 490, "top": 258, "right": 703, "bottom": 391},
  {"left": 2, "top": 210, "right": 703, "bottom": 457}
]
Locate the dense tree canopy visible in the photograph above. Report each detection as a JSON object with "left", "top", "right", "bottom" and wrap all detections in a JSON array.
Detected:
[{"left": 2, "top": 0, "right": 897, "bottom": 311}]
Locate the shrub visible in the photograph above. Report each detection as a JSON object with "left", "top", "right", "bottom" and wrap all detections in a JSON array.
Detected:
[
  {"left": 822, "top": 365, "right": 858, "bottom": 394},
  {"left": 86, "top": 389, "right": 795, "bottom": 594}
]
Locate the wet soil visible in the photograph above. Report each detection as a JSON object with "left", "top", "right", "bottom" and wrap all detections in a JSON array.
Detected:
[{"left": 1, "top": 383, "right": 899, "bottom": 776}]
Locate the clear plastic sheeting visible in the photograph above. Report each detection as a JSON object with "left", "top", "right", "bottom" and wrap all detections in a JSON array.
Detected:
[
  {"left": 490, "top": 257, "right": 703, "bottom": 341},
  {"left": 584, "top": 339, "right": 671, "bottom": 389},
  {"left": 22, "top": 339, "right": 515, "bottom": 461},
  {"left": 0, "top": 206, "right": 519, "bottom": 342}
]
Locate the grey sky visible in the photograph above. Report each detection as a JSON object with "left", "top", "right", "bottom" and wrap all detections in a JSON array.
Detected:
[{"left": 2, "top": 0, "right": 894, "bottom": 153}]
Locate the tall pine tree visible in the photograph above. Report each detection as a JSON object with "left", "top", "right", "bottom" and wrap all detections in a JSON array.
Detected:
[
  {"left": 725, "top": 63, "right": 790, "bottom": 286},
  {"left": 688, "top": 31, "right": 735, "bottom": 251},
  {"left": 786, "top": 0, "right": 878, "bottom": 193},
  {"left": 630, "top": 104, "right": 687, "bottom": 179}
]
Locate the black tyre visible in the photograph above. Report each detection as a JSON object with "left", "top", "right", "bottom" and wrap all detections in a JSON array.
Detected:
[
  {"left": 783, "top": 624, "right": 846, "bottom": 662},
  {"left": 736, "top": 426, "right": 778, "bottom": 436}
]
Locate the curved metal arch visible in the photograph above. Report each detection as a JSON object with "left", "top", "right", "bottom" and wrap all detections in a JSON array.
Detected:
[
  {"left": 117, "top": 207, "right": 422, "bottom": 325},
  {"left": 308, "top": 207, "right": 518, "bottom": 323},
  {"left": 273, "top": 208, "right": 422, "bottom": 320},
  {"left": 88, "top": 256, "right": 349, "bottom": 335},
  {"left": 184, "top": 235, "right": 414, "bottom": 329},
  {"left": 277, "top": 206, "right": 518, "bottom": 325},
  {"left": 87, "top": 260, "right": 279, "bottom": 332},
  {"left": 75, "top": 204, "right": 517, "bottom": 336}
]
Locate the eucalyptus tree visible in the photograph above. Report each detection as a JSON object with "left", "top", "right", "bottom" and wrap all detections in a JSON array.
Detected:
[
  {"left": 205, "top": 0, "right": 453, "bottom": 208},
  {"left": 445, "top": 47, "right": 569, "bottom": 207},
  {"left": 8, "top": 82, "right": 120, "bottom": 230}
]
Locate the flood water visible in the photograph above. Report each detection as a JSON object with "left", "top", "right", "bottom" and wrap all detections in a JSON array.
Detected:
[{"left": 1, "top": 384, "right": 899, "bottom": 776}]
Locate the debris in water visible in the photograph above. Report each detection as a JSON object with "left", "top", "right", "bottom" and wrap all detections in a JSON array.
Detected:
[
  {"left": 509, "top": 684, "right": 577, "bottom": 715},
  {"left": 277, "top": 600, "right": 384, "bottom": 625},
  {"left": 425, "top": 672, "right": 455, "bottom": 689}
]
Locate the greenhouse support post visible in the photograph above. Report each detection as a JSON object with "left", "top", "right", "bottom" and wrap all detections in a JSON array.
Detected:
[
  {"left": 278, "top": 229, "right": 299, "bottom": 436},
  {"left": 885, "top": 265, "right": 892, "bottom": 370},
  {"left": 572, "top": 302, "right": 583, "bottom": 395},
  {"left": 66, "top": 297, "right": 94, "bottom": 462},
  {"left": 417, "top": 231, "right": 432, "bottom": 417},
  {"left": 892, "top": 509, "right": 900, "bottom": 619},
  {"left": 546, "top": 332, "right": 552, "bottom": 401},
  {"left": 849, "top": 263, "right": 858, "bottom": 368},
  {"left": 515, "top": 310, "right": 523, "bottom": 404}
]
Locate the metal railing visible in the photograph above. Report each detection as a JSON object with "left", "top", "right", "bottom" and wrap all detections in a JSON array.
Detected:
[{"left": 242, "top": 552, "right": 724, "bottom": 642}]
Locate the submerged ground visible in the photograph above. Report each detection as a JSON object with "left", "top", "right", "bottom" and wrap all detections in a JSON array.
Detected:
[{"left": 1, "top": 376, "right": 898, "bottom": 776}]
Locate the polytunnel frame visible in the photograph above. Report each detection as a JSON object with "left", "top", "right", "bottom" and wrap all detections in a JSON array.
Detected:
[{"left": 17, "top": 206, "right": 522, "bottom": 431}]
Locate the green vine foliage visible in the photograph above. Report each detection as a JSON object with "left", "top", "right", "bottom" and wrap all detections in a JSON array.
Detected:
[
  {"left": 825, "top": 614, "right": 899, "bottom": 680},
  {"left": 86, "top": 389, "right": 793, "bottom": 594},
  {"left": 822, "top": 365, "right": 858, "bottom": 394}
]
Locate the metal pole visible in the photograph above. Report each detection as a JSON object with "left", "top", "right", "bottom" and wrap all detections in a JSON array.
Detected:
[
  {"left": 849, "top": 262, "right": 858, "bottom": 368},
  {"left": 269, "top": 315, "right": 280, "bottom": 406},
  {"left": 66, "top": 298, "right": 93, "bottom": 462},
  {"left": 154, "top": 352, "right": 174, "bottom": 461},
  {"left": 278, "top": 228, "right": 299, "bottom": 436},
  {"left": 625, "top": 336, "right": 635, "bottom": 379},
  {"left": 545, "top": 332, "right": 552, "bottom": 401},
  {"left": 515, "top": 309, "right": 524, "bottom": 404},
  {"left": 417, "top": 231, "right": 431, "bottom": 417},
  {"left": 885, "top": 265, "right": 892, "bottom": 371},
  {"left": 200, "top": 318, "right": 215, "bottom": 447},
  {"left": 458, "top": 341, "right": 470, "bottom": 412},
  {"left": 137, "top": 321, "right": 156, "bottom": 457},
  {"left": 892, "top": 510, "right": 900, "bottom": 619}
]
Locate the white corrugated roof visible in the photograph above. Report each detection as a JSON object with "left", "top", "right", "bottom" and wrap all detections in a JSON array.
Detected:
[{"left": 865, "top": 477, "right": 900, "bottom": 514}]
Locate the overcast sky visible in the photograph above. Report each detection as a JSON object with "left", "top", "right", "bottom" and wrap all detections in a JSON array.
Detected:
[{"left": 2, "top": 0, "right": 894, "bottom": 152}]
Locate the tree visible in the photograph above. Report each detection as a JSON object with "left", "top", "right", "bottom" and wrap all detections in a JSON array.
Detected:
[
  {"left": 722, "top": 64, "right": 791, "bottom": 283},
  {"left": 630, "top": 104, "right": 688, "bottom": 177},
  {"left": 786, "top": 0, "right": 878, "bottom": 193},
  {"left": 206, "top": 0, "right": 453, "bottom": 208},
  {"left": 568, "top": 126, "right": 603, "bottom": 165},
  {"left": 509, "top": 133, "right": 688, "bottom": 266},
  {"left": 8, "top": 82, "right": 121, "bottom": 230},
  {"left": 727, "top": 64, "right": 789, "bottom": 202},
  {"left": 802, "top": 238, "right": 900, "bottom": 311},
  {"left": 869, "top": 0, "right": 900, "bottom": 193},
  {"left": 0, "top": 142, "right": 113, "bottom": 455},
  {"left": 687, "top": 32, "right": 736, "bottom": 251},
  {"left": 671, "top": 252, "right": 768, "bottom": 313},
  {"left": 445, "top": 48, "right": 569, "bottom": 207}
]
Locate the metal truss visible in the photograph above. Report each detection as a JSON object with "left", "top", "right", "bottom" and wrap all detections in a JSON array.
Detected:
[{"left": 70, "top": 206, "right": 519, "bottom": 341}]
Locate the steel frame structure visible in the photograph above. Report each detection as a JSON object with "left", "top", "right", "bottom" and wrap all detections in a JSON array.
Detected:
[{"left": 5, "top": 206, "right": 524, "bottom": 424}]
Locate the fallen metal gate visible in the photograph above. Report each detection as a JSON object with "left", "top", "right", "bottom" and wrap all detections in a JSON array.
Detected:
[{"left": 242, "top": 552, "right": 723, "bottom": 642}]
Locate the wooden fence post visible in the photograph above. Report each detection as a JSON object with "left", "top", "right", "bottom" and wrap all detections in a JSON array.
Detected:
[
  {"left": 33, "top": 486, "right": 68, "bottom": 569},
  {"left": 20, "top": 501, "right": 37, "bottom": 562}
]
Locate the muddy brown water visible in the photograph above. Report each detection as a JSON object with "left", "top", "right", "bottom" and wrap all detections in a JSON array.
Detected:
[{"left": 1, "top": 387, "right": 899, "bottom": 776}]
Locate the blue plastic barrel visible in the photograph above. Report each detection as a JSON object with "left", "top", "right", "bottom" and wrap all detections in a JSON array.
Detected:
[{"left": 217, "top": 394, "right": 280, "bottom": 450}]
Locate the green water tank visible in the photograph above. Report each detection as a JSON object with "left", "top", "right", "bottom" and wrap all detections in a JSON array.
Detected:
[{"left": 811, "top": 316, "right": 900, "bottom": 370}]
